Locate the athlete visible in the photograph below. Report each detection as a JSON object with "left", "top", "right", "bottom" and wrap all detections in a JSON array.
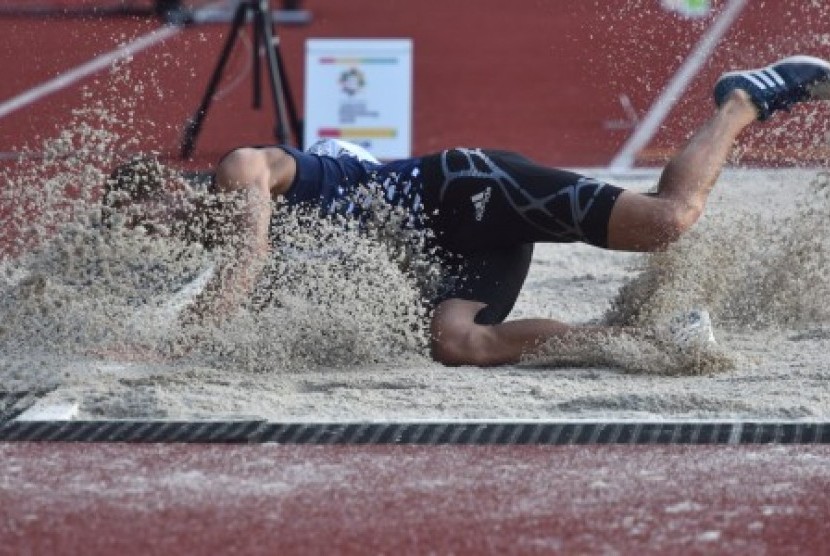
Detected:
[{"left": 105, "top": 55, "right": 830, "bottom": 366}]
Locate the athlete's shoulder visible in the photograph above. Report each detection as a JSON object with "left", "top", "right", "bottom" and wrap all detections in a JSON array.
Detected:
[{"left": 216, "top": 146, "right": 280, "bottom": 194}]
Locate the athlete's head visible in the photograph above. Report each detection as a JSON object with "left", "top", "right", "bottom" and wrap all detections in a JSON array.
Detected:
[{"left": 102, "top": 156, "right": 193, "bottom": 236}]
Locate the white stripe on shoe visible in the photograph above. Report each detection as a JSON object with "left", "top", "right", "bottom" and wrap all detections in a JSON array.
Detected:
[
  {"left": 764, "top": 68, "right": 786, "bottom": 86},
  {"left": 754, "top": 71, "right": 776, "bottom": 88},
  {"left": 744, "top": 72, "right": 769, "bottom": 89}
]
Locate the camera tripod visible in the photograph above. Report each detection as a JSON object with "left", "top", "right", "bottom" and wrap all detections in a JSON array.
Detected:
[{"left": 180, "top": 0, "right": 302, "bottom": 159}]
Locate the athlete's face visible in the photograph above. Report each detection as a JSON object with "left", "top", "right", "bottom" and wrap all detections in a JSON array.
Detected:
[{"left": 117, "top": 180, "right": 195, "bottom": 237}]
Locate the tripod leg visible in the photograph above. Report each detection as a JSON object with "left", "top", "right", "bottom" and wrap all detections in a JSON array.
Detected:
[
  {"left": 257, "top": 0, "right": 294, "bottom": 146},
  {"left": 252, "top": 9, "right": 262, "bottom": 109},
  {"left": 180, "top": 2, "right": 249, "bottom": 159},
  {"left": 269, "top": 13, "right": 303, "bottom": 146}
]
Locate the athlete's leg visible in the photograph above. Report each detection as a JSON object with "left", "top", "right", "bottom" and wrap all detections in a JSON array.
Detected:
[
  {"left": 430, "top": 94, "right": 754, "bottom": 366},
  {"left": 430, "top": 243, "right": 626, "bottom": 367},
  {"left": 431, "top": 87, "right": 796, "bottom": 366},
  {"left": 431, "top": 299, "right": 618, "bottom": 366},
  {"left": 610, "top": 54, "right": 830, "bottom": 250},
  {"left": 430, "top": 57, "right": 830, "bottom": 366},
  {"left": 606, "top": 90, "right": 756, "bottom": 250}
]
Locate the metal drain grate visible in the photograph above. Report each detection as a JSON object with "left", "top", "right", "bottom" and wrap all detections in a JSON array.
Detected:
[
  {"left": 257, "top": 422, "right": 830, "bottom": 445},
  {"left": 0, "top": 420, "right": 265, "bottom": 443},
  {"left": 1, "top": 420, "right": 829, "bottom": 444}
]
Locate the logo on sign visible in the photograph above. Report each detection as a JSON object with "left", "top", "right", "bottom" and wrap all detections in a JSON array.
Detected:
[{"left": 339, "top": 67, "right": 366, "bottom": 96}]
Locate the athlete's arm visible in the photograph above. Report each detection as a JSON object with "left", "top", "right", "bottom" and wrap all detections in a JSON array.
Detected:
[{"left": 180, "top": 148, "right": 275, "bottom": 327}]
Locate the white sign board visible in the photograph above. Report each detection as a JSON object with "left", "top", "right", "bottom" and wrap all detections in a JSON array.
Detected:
[{"left": 304, "top": 39, "right": 412, "bottom": 159}]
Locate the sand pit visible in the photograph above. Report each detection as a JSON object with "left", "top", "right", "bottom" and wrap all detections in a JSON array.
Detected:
[{"left": 2, "top": 161, "right": 829, "bottom": 422}]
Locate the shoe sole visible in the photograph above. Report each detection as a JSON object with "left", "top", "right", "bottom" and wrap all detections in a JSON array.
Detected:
[{"left": 717, "top": 55, "right": 830, "bottom": 100}]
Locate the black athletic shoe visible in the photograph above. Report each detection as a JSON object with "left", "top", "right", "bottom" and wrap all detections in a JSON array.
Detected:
[{"left": 713, "top": 55, "right": 830, "bottom": 120}]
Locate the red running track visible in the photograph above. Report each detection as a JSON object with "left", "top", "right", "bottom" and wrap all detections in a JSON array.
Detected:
[
  {"left": 2, "top": 443, "right": 830, "bottom": 555},
  {"left": 4, "top": 1, "right": 829, "bottom": 168}
]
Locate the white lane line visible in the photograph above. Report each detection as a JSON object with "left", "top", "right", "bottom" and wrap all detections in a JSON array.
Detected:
[
  {"left": 608, "top": 0, "right": 748, "bottom": 171},
  {"left": 16, "top": 402, "right": 79, "bottom": 422},
  {"left": 0, "top": 26, "right": 180, "bottom": 120},
  {"left": 0, "top": 0, "right": 229, "bottom": 121}
]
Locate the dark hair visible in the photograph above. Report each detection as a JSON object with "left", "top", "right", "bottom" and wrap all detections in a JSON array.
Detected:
[
  {"left": 100, "top": 157, "right": 223, "bottom": 248},
  {"left": 101, "top": 156, "right": 170, "bottom": 228}
]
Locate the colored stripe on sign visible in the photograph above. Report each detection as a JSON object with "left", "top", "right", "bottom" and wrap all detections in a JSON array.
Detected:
[
  {"left": 319, "top": 128, "right": 397, "bottom": 139},
  {"left": 319, "top": 57, "right": 398, "bottom": 65}
]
